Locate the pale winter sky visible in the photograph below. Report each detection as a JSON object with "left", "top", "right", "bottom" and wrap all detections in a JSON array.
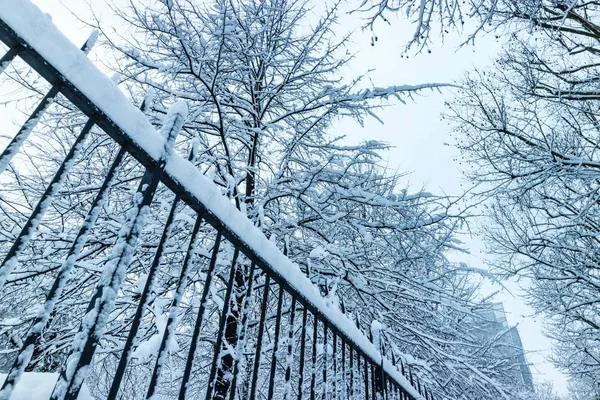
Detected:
[{"left": 10, "top": 0, "right": 569, "bottom": 394}]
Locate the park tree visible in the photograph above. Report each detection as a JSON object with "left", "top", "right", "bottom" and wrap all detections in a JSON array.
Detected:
[
  {"left": 96, "top": 0, "right": 540, "bottom": 397},
  {"left": 0, "top": 0, "right": 538, "bottom": 398},
  {"left": 447, "top": 1, "right": 600, "bottom": 392}
]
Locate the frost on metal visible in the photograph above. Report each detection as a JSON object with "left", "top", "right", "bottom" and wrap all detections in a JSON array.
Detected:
[
  {"left": 50, "top": 102, "right": 187, "bottom": 400},
  {"left": 0, "top": 119, "right": 92, "bottom": 291},
  {"left": 0, "top": 1, "right": 428, "bottom": 398}
]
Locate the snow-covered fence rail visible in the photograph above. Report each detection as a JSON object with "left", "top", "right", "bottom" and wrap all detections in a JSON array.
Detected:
[{"left": 0, "top": 1, "right": 431, "bottom": 400}]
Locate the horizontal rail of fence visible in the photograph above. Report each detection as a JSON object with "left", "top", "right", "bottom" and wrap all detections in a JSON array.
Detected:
[{"left": 0, "top": 1, "right": 433, "bottom": 399}]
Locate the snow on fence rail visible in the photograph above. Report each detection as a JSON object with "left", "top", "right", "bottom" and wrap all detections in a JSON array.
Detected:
[{"left": 0, "top": 1, "right": 430, "bottom": 399}]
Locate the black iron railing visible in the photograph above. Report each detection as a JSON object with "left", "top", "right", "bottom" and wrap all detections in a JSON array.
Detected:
[{"left": 0, "top": 2, "right": 432, "bottom": 400}]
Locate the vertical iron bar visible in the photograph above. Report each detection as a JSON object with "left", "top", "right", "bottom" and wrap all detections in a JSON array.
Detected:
[
  {"left": 357, "top": 352, "right": 363, "bottom": 399},
  {"left": 375, "top": 366, "right": 386, "bottom": 400},
  {"left": 228, "top": 261, "right": 257, "bottom": 400},
  {"left": 297, "top": 307, "right": 308, "bottom": 400},
  {"left": 108, "top": 194, "right": 183, "bottom": 400},
  {"left": 146, "top": 214, "right": 204, "bottom": 399},
  {"left": 248, "top": 274, "right": 271, "bottom": 400},
  {"left": 54, "top": 165, "right": 161, "bottom": 400},
  {"left": 112, "top": 148, "right": 196, "bottom": 399},
  {"left": 341, "top": 337, "right": 346, "bottom": 400},
  {"left": 0, "top": 45, "right": 21, "bottom": 75},
  {"left": 205, "top": 249, "right": 240, "bottom": 400},
  {"left": 364, "top": 354, "right": 369, "bottom": 400},
  {"left": 0, "top": 95, "right": 151, "bottom": 400},
  {"left": 371, "top": 365, "right": 376, "bottom": 400},
  {"left": 0, "top": 33, "right": 97, "bottom": 176},
  {"left": 282, "top": 297, "right": 296, "bottom": 400},
  {"left": 0, "top": 116, "right": 95, "bottom": 290},
  {"left": 349, "top": 347, "right": 354, "bottom": 399},
  {"left": 0, "top": 84, "right": 60, "bottom": 176},
  {"left": 310, "top": 317, "right": 318, "bottom": 400},
  {"left": 368, "top": 332, "right": 375, "bottom": 400},
  {"left": 322, "top": 323, "right": 327, "bottom": 400},
  {"left": 332, "top": 334, "right": 337, "bottom": 400},
  {"left": 266, "top": 286, "right": 285, "bottom": 400},
  {"left": 51, "top": 100, "right": 185, "bottom": 400},
  {"left": 178, "top": 231, "right": 223, "bottom": 400}
]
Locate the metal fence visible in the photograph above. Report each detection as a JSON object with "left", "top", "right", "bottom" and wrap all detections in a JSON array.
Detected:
[{"left": 0, "top": 4, "right": 432, "bottom": 400}]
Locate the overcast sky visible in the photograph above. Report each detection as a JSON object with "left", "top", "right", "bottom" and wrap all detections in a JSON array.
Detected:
[{"left": 9, "top": 0, "right": 570, "bottom": 394}]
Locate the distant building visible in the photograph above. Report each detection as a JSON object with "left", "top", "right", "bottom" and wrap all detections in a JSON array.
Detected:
[{"left": 477, "top": 302, "right": 534, "bottom": 390}]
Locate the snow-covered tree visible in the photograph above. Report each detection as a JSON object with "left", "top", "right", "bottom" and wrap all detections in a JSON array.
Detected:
[
  {"left": 353, "top": 0, "right": 592, "bottom": 51},
  {"left": 448, "top": 3, "right": 600, "bottom": 392},
  {"left": 93, "top": 0, "right": 535, "bottom": 397},
  {"left": 0, "top": 0, "right": 537, "bottom": 398}
]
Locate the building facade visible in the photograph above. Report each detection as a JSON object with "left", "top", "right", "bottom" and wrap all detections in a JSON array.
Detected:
[{"left": 477, "top": 302, "right": 534, "bottom": 390}]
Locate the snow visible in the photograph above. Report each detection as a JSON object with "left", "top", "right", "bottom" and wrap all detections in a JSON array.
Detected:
[
  {"left": 171, "top": 170, "right": 428, "bottom": 393},
  {"left": 309, "top": 246, "right": 326, "bottom": 258},
  {"left": 164, "top": 101, "right": 188, "bottom": 124},
  {"left": 0, "top": 317, "right": 21, "bottom": 325},
  {"left": 0, "top": 120, "right": 90, "bottom": 290},
  {"left": 0, "top": 373, "right": 93, "bottom": 400},
  {"left": 0, "top": 0, "right": 164, "bottom": 160},
  {"left": 132, "top": 296, "right": 180, "bottom": 363},
  {"left": 0, "top": 147, "right": 128, "bottom": 400},
  {"left": 51, "top": 102, "right": 185, "bottom": 398},
  {"left": 82, "top": 30, "right": 98, "bottom": 55},
  {"left": 371, "top": 320, "right": 383, "bottom": 352},
  {"left": 0, "top": 2, "right": 422, "bottom": 397},
  {"left": 174, "top": 211, "right": 195, "bottom": 226},
  {"left": 146, "top": 218, "right": 201, "bottom": 395},
  {"left": 0, "top": 89, "right": 58, "bottom": 175},
  {"left": 165, "top": 152, "right": 422, "bottom": 396},
  {"left": 0, "top": 49, "right": 16, "bottom": 75}
]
